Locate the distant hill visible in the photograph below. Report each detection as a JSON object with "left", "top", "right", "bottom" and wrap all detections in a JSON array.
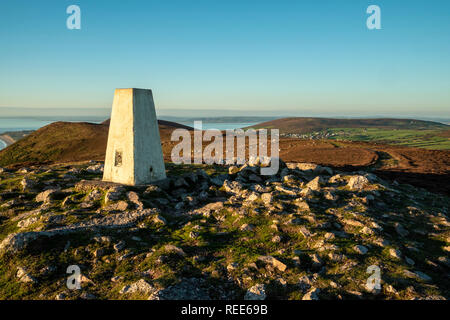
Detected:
[
  {"left": 0, "top": 120, "right": 192, "bottom": 167},
  {"left": 247, "top": 117, "right": 450, "bottom": 150},
  {"left": 248, "top": 117, "right": 449, "bottom": 134}
]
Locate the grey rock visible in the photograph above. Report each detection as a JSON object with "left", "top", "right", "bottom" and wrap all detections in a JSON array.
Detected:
[
  {"left": 35, "top": 189, "right": 62, "bottom": 203},
  {"left": 149, "top": 278, "right": 213, "bottom": 300},
  {"left": 120, "top": 279, "right": 155, "bottom": 295},
  {"left": 261, "top": 193, "right": 273, "bottom": 204},
  {"left": 16, "top": 267, "right": 37, "bottom": 284},
  {"left": 354, "top": 245, "right": 368, "bottom": 255},
  {"left": 114, "top": 241, "right": 126, "bottom": 252},
  {"left": 389, "top": 248, "right": 402, "bottom": 259},
  {"left": 163, "top": 244, "right": 186, "bottom": 257},
  {"left": 306, "top": 176, "right": 324, "bottom": 191},
  {"left": 86, "top": 163, "right": 104, "bottom": 174},
  {"left": 347, "top": 175, "right": 369, "bottom": 190},
  {"left": 21, "top": 177, "right": 37, "bottom": 191},
  {"left": 395, "top": 223, "right": 409, "bottom": 237},
  {"left": 302, "top": 287, "right": 320, "bottom": 300},
  {"left": 258, "top": 255, "right": 287, "bottom": 271},
  {"left": 244, "top": 284, "right": 266, "bottom": 300}
]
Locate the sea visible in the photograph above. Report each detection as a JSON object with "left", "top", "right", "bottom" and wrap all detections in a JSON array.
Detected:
[{"left": 0, "top": 118, "right": 258, "bottom": 151}]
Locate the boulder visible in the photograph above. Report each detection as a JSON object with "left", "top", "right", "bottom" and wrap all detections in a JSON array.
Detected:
[
  {"left": 120, "top": 279, "right": 155, "bottom": 295},
  {"left": 347, "top": 175, "right": 369, "bottom": 190},
  {"left": 35, "top": 189, "right": 63, "bottom": 203},
  {"left": 354, "top": 245, "right": 368, "bottom": 254},
  {"left": 302, "top": 287, "right": 320, "bottom": 300},
  {"left": 21, "top": 178, "right": 37, "bottom": 191},
  {"left": 258, "top": 255, "right": 287, "bottom": 272},
  {"left": 16, "top": 267, "right": 37, "bottom": 284},
  {"left": 306, "top": 176, "right": 325, "bottom": 191},
  {"left": 261, "top": 193, "right": 273, "bottom": 204},
  {"left": 86, "top": 163, "right": 104, "bottom": 174},
  {"left": 244, "top": 284, "right": 266, "bottom": 300}
]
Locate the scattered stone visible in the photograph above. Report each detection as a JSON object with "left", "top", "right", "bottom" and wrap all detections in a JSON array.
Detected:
[
  {"left": 300, "top": 187, "right": 314, "bottom": 197},
  {"left": 111, "top": 276, "right": 124, "bottom": 282},
  {"left": 105, "top": 187, "right": 124, "bottom": 204},
  {"left": 163, "top": 244, "right": 186, "bottom": 257},
  {"left": 261, "top": 193, "right": 273, "bottom": 204},
  {"left": 35, "top": 189, "right": 62, "bottom": 203},
  {"left": 86, "top": 163, "right": 104, "bottom": 174},
  {"left": 297, "top": 275, "right": 312, "bottom": 292},
  {"left": 114, "top": 241, "right": 126, "bottom": 253},
  {"left": 324, "top": 191, "right": 338, "bottom": 201},
  {"left": 111, "top": 200, "right": 129, "bottom": 211},
  {"left": 302, "top": 287, "right": 320, "bottom": 300},
  {"left": 395, "top": 223, "right": 409, "bottom": 237},
  {"left": 16, "top": 267, "right": 37, "bottom": 284},
  {"left": 415, "top": 271, "right": 432, "bottom": 282},
  {"left": 295, "top": 163, "right": 319, "bottom": 171},
  {"left": 189, "top": 231, "right": 199, "bottom": 239},
  {"left": 153, "top": 214, "right": 167, "bottom": 225},
  {"left": 294, "top": 199, "right": 310, "bottom": 211},
  {"left": 384, "top": 284, "right": 397, "bottom": 295},
  {"left": 240, "top": 224, "right": 255, "bottom": 231},
  {"left": 62, "top": 196, "right": 75, "bottom": 207},
  {"left": 17, "top": 216, "right": 39, "bottom": 229},
  {"left": 21, "top": 178, "right": 37, "bottom": 191},
  {"left": 149, "top": 278, "right": 214, "bottom": 300},
  {"left": 347, "top": 175, "right": 369, "bottom": 190},
  {"left": 258, "top": 255, "right": 287, "bottom": 272},
  {"left": 228, "top": 166, "right": 239, "bottom": 175},
  {"left": 120, "top": 279, "right": 155, "bottom": 295},
  {"left": 94, "top": 248, "right": 106, "bottom": 258},
  {"left": 389, "top": 248, "right": 402, "bottom": 259},
  {"left": 127, "top": 191, "right": 144, "bottom": 209},
  {"left": 437, "top": 256, "right": 450, "bottom": 267},
  {"left": 354, "top": 245, "right": 368, "bottom": 254},
  {"left": 271, "top": 235, "right": 282, "bottom": 243},
  {"left": 310, "top": 254, "right": 323, "bottom": 268},
  {"left": 227, "top": 262, "right": 238, "bottom": 271},
  {"left": 80, "top": 292, "right": 97, "bottom": 300},
  {"left": 275, "top": 185, "right": 297, "bottom": 196},
  {"left": 246, "top": 192, "right": 259, "bottom": 202},
  {"left": 405, "top": 257, "right": 415, "bottom": 265},
  {"left": 86, "top": 189, "right": 102, "bottom": 201},
  {"left": 93, "top": 236, "right": 112, "bottom": 244},
  {"left": 306, "top": 176, "right": 324, "bottom": 191},
  {"left": 244, "top": 284, "right": 266, "bottom": 300}
]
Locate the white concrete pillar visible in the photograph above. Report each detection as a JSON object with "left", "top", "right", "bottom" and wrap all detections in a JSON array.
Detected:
[{"left": 103, "top": 88, "right": 166, "bottom": 185}]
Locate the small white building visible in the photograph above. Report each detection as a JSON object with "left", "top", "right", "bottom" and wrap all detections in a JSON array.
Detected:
[{"left": 103, "top": 88, "right": 166, "bottom": 185}]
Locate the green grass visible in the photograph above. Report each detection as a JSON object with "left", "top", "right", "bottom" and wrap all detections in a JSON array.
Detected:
[{"left": 326, "top": 128, "right": 450, "bottom": 150}]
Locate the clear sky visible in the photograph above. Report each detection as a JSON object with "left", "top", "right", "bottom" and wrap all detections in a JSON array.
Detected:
[{"left": 0, "top": 0, "right": 449, "bottom": 117}]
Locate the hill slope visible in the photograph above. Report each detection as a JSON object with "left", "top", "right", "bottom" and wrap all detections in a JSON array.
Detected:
[
  {"left": 249, "top": 117, "right": 449, "bottom": 134},
  {"left": 0, "top": 161, "right": 449, "bottom": 300},
  {"left": 248, "top": 117, "right": 450, "bottom": 150},
  {"left": 0, "top": 120, "right": 192, "bottom": 167}
]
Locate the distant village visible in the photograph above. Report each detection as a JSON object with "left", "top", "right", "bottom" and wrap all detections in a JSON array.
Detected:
[{"left": 280, "top": 130, "right": 339, "bottom": 140}]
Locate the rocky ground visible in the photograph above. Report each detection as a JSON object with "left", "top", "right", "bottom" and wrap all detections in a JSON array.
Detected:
[{"left": 0, "top": 160, "right": 448, "bottom": 300}]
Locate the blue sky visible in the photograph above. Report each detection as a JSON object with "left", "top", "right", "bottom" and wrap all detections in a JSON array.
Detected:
[{"left": 0, "top": 0, "right": 449, "bottom": 117}]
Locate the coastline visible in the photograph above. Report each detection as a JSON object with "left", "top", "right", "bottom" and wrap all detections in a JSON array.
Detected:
[
  {"left": 0, "top": 134, "right": 14, "bottom": 150},
  {"left": 0, "top": 138, "right": 7, "bottom": 151}
]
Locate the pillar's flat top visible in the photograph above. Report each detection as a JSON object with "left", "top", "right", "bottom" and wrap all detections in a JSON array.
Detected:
[{"left": 114, "top": 88, "right": 152, "bottom": 92}]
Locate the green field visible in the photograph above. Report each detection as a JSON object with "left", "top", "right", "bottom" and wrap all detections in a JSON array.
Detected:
[{"left": 327, "top": 128, "right": 450, "bottom": 150}]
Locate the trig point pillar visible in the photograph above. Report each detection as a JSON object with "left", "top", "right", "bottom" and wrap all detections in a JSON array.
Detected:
[{"left": 103, "top": 88, "right": 166, "bottom": 185}]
